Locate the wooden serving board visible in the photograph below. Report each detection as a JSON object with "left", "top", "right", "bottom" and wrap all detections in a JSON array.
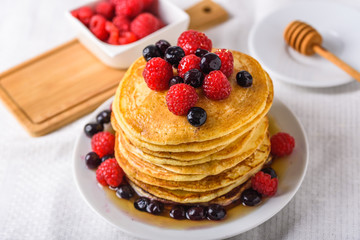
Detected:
[
  {"left": 0, "top": 0, "right": 228, "bottom": 137},
  {"left": 0, "top": 40, "right": 125, "bottom": 136}
]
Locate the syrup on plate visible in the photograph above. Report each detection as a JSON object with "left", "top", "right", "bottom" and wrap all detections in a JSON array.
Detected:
[{"left": 103, "top": 116, "right": 289, "bottom": 229}]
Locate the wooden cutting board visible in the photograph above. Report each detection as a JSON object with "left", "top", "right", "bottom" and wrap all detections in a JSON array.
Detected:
[{"left": 0, "top": 0, "right": 228, "bottom": 137}]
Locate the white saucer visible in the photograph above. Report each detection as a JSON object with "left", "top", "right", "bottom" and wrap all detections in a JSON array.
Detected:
[
  {"left": 73, "top": 97, "right": 308, "bottom": 240},
  {"left": 249, "top": 1, "right": 360, "bottom": 88}
]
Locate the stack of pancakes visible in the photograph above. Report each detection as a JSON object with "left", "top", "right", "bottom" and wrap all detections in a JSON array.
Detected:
[{"left": 111, "top": 50, "right": 274, "bottom": 205}]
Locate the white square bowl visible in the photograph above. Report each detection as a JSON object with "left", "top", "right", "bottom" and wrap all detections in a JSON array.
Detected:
[{"left": 66, "top": 0, "right": 189, "bottom": 69}]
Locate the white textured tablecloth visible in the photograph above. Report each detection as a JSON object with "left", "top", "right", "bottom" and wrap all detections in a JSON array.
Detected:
[{"left": 1, "top": 0, "right": 360, "bottom": 239}]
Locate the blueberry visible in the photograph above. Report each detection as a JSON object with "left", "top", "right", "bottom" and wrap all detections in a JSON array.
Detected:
[
  {"left": 146, "top": 200, "right": 164, "bottom": 215},
  {"left": 236, "top": 71, "right": 253, "bottom": 87},
  {"left": 85, "top": 152, "right": 101, "bottom": 169},
  {"left": 186, "top": 205, "right": 206, "bottom": 220},
  {"left": 195, "top": 48, "right": 209, "bottom": 58},
  {"left": 101, "top": 154, "right": 114, "bottom": 162},
  {"left": 143, "top": 45, "right": 161, "bottom": 61},
  {"left": 187, "top": 107, "right": 207, "bottom": 127},
  {"left": 169, "top": 76, "right": 184, "bottom": 87},
  {"left": 155, "top": 39, "right": 171, "bottom": 56},
  {"left": 240, "top": 188, "right": 262, "bottom": 206},
  {"left": 200, "top": 53, "right": 221, "bottom": 74},
  {"left": 164, "top": 46, "right": 185, "bottom": 67},
  {"left": 96, "top": 110, "right": 111, "bottom": 124},
  {"left": 261, "top": 167, "right": 277, "bottom": 179},
  {"left": 134, "top": 197, "right": 150, "bottom": 211},
  {"left": 207, "top": 204, "right": 227, "bottom": 221},
  {"left": 116, "top": 185, "right": 134, "bottom": 199},
  {"left": 84, "top": 123, "right": 103, "bottom": 137},
  {"left": 184, "top": 69, "right": 204, "bottom": 88},
  {"left": 170, "top": 205, "right": 186, "bottom": 220}
]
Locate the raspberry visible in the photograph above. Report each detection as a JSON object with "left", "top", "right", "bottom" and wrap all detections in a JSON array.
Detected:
[
  {"left": 115, "top": 0, "right": 143, "bottom": 18},
  {"left": 143, "top": 0, "right": 155, "bottom": 10},
  {"left": 71, "top": 9, "right": 79, "bottom": 18},
  {"left": 202, "top": 70, "right": 231, "bottom": 100},
  {"left": 270, "top": 132, "right": 295, "bottom": 157},
  {"left": 77, "top": 6, "right": 94, "bottom": 26},
  {"left": 105, "top": 21, "right": 119, "bottom": 33},
  {"left": 95, "top": 1, "right": 114, "bottom": 20},
  {"left": 251, "top": 171, "right": 278, "bottom": 196},
  {"left": 89, "top": 15, "right": 109, "bottom": 41},
  {"left": 145, "top": 0, "right": 159, "bottom": 15},
  {"left": 91, "top": 132, "right": 115, "bottom": 158},
  {"left": 110, "top": 0, "right": 122, "bottom": 5},
  {"left": 105, "top": 21, "right": 120, "bottom": 45},
  {"left": 143, "top": 57, "right": 173, "bottom": 91},
  {"left": 177, "top": 54, "right": 201, "bottom": 78},
  {"left": 112, "top": 15, "right": 131, "bottom": 32},
  {"left": 177, "top": 30, "right": 212, "bottom": 55},
  {"left": 107, "top": 30, "right": 120, "bottom": 45},
  {"left": 130, "top": 13, "right": 164, "bottom": 39},
  {"left": 96, "top": 158, "right": 124, "bottom": 187},
  {"left": 118, "top": 31, "right": 138, "bottom": 45},
  {"left": 166, "top": 84, "right": 199, "bottom": 116},
  {"left": 214, "top": 49, "right": 234, "bottom": 78}
]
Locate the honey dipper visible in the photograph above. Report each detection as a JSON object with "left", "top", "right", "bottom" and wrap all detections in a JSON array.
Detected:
[{"left": 283, "top": 20, "right": 360, "bottom": 82}]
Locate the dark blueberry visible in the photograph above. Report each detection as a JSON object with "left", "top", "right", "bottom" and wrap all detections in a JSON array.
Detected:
[
  {"left": 134, "top": 197, "right": 150, "bottom": 211},
  {"left": 116, "top": 185, "right": 134, "bottom": 199},
  {"left": 200, "top": 53, "right": 221, "bottom": 74},
  {"left": 186, "top": 205, "right": 206, "bottom": 220},
  {"left": 207, "top": 204, "right": 227, "bottom": 221},
  {"left": 236, "top": 71, "right": 253, "bottom": 87},
  {"left": 184, "top": 69, "right": 204, "bottom": 88},
  {"left": 146, "top": 201, "right": 164, "bottom": 215},
  {"left": 143, "top": 45, "right": 161, "bottom": 61},
  {"left": 84, "top": 123, "right": 103, "bottom": 137},
  {"left": 195, "top": 48, "right": 209, "bottom": 58},
  {"left": 241, "top": 188, "right": 262, "bottom": 206},
  {"left": 85, "top": 152, "right": 101, "bottom": 169},
  {"left": 155, "top": 39, "right": 171, "bottom": 56},
  {"left": 164, "top": 46, "right": 185, "bottom": 67},
  {"left": 187, "top": 107, "right": 207, "bottom": 127},
  {"left": 96, "top": 110, "right": 111, "bottom": 124},
  {"left": 261, "top": 167, "right": 277, "bottom": 179},
  {"left": 169, "top": 205, "right": 186, "bottom": 220},
  {"left": 169, "top": 76, "right": 184, "bottom": 87},
  {"left": 101, "top": 154, "right": 114, "bottom": 162}
]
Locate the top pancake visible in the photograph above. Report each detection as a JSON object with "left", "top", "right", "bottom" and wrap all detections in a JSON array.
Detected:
[{"left": 112, "top": 50, "right": 270, "bottom": 145}]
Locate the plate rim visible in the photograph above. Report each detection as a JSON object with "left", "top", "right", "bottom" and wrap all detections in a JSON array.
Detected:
[
  {"left": 72, "top": 96, "right": 309, "bottom": 240},
  {"left": 248, "top": 1, "right": 359, "bottom": 88}
]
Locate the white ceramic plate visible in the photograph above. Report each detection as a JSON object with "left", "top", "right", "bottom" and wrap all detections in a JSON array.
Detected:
[
  {"left": 249, "top": 1, "right": 360, "bottom": 88},
  {"left": 73, "top": 97, "right": 308, "bottom": 240}
]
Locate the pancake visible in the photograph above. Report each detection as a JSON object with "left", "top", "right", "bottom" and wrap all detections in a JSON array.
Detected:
[
  {"left": 127, "top": 156, "right": 273, "bottom": 206},
  {"left": 117, "top": 117, "right": 268, "bottom": 175},
  {"left": 116, "top": 133, "right": 270, "bottom": 192},
  {"left": 110, "top": 48, "right": 274, "bottom": 205},
  {"left": 160, "top": 119, "right": 268, "bottom": 174},
  {"left": 113, "top": 75, "right": 274, "bottom": 160},
  {"left": 118, "top": 117, "right": 265, "bottom": 167},
  {"left": 112, "top": 50, "right": 270, "bottom": 146},
  {"left": 125, "top": 153, "right": 268, "bottom": 203},
  {"left": 128, "top": 178, "right": 252, "bottom": 207},
  {"left": 119, "top": 127, "right": 249, "bottom": 166}
]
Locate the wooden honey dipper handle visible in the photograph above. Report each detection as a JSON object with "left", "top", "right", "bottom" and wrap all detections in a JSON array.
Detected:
[{"left": 313, "top": 45, "right": 360, "bottom": 82}]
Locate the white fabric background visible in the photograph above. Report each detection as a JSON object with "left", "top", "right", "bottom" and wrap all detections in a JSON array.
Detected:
[{"left": 1, "top": 0, "right": 360, "bottom": 239}]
